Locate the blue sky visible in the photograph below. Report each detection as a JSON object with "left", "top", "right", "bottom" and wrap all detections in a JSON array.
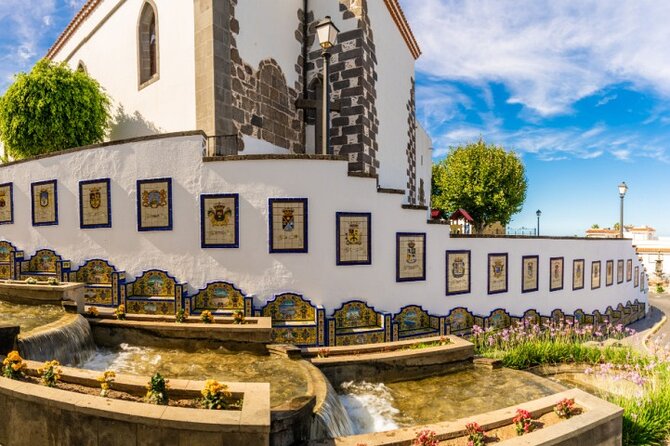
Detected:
[{"left": 1, "top": 1, "right": 669, "bottom": 236}]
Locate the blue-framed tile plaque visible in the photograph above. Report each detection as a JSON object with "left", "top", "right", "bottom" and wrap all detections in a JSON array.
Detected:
[
  {"left": 137, "top": 178, "right": 172, "bottom": 231},
  {"left": 396, "top": 232, "right": 426, "bottom": 282},
  {"left": 0, "top": 182, "right": 13, "bottom": 224},
  {"left": 201, "top": 193, "right": 239, "bottom": 248},
  {"left": 31, "top": 180, "right": 58, "bottom": 226},
  {"left": 269, "top": 198, "right": 308, "bottom": 253},
  {"left": 446, "top": 250, "right": 470, "bottom": 295},
  {"left": 79, "top": 178, "right": 111, "bottom": 229},
  {"left": 336, "top": 212, "right": 371, "bottom": 265}
]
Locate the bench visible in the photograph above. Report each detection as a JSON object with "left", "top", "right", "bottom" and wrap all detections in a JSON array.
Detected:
[
  {"left": 123, "top": 269, "right": 185, "bottom": 315},
  {"left": 19, "top": 249, "right": 70, "bottom": 282},
  {"left": 327, "top": 300, "right": 391, "bottom": 346},
  {"left": 185, "top": 281, "right": 253, "bottom": 317},
  {"left": 69, "top": 259, "right": 124, "bottom": 307},
  {"left": 0, "top": 241, "right": 22, "bottom": 280},
  {"left": 256, "top": 292, "right": 325, "bottom": 346},
  {"left": 392, "top": 305, "right": 444, "bottom": 341},
  {"left": 446, "top": 307, "right": 482, "bottom": 336}
]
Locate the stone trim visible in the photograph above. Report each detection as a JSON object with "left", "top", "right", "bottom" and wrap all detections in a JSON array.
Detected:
[
  {"left": 377, "top": 187, "right": 404, "bottom": 195},
  {"left": 204, "top": 154, "right": 347, "bottom": 162},
  {"left": 427, "top": 219, "right": 450, "bottom": 225},
  {"left": 451, "top": 234, "right": 634, "bottom": 241},
  {"left": 45, "top": 0, "right": 103, "bottom": 59},
  {"left": 401, "top": 204, "right": 428, "bottom": 210},
  {"left": 405, "top": 78, "right": 417, "bottom": 204},
  {"left": 382, "top": 0, "right": 422, "bottom": 59},
  {"left": 137, "top": 0, "right": 160, "bottom": 89},
  {"left": 0, "top": 131, "right": 206, "bottom": 169},
  {"left": 347, "top": 171, "right": 378, "bottom": 179}
]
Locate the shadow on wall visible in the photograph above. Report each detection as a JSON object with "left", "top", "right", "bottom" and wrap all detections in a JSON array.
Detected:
[{"left": 108, "top": 106, "right": 162, "bottom": 141}]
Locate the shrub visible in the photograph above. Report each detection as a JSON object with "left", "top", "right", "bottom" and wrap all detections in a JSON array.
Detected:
[
  {"left": 554, "top": 398, "right": 576, "bottom": 419},
  {"left": 0, "top": 59, "right": 110, "bottom": 159},
  {"left": 201, "top": 379, "right": 233, "bottom": 410},
  {"left": 200, "top": 310, "right": 214, "bottom": 324},
  {"left": 145, "top": 372, "right": 169, "bottom": 405},
  {"left": 233, "top": 310, "right": 245, "bottom": 325},
  {"left": 2, "top": 350, "right": 25, "bottom": 379},
  {"left": 38, "top": 360, "right": 62, "bottom": 387},
  {"left": 465, "top": 422, "right": 485, "bottom": 446},
  {"left": 175, "top": 308, "right": 188, "bottom": 323}
]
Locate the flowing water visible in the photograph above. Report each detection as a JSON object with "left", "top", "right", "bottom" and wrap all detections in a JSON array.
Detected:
[
  {"left": 312, "top": 379, "right": 356, "bottom": 439},
  {"left": 339, "top": 367, "right": 568, "bottom": 434},
  {"left": 0, "top": 300, "right": 65, "bottom": 334},
  {"left": 18, "top": 315, "right": 97, "bottom": 364},
  {"left": 78, "top": 343, "right": 309, "bottom": 407}
]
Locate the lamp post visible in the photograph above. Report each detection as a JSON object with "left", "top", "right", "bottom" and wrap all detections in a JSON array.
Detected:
[
  {"left": 618, "top": 181, "right": 628, "bottom": 238},
  {"left": 536, "top": 209, "right": 542, "bottom": 236},
  {"left": 315, "top": 16, "right": 339, "bottom": 155}
]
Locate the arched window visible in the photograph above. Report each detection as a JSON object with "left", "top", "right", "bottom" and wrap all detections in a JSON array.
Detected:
[
  {"left": 138, "top": 1, "right": 159, "bottom": 87},
  {"left": 76, "top": 61, "right": 87, "bottom": 74}
]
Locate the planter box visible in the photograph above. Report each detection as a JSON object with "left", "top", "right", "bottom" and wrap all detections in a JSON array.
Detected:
[{"left": 0, "top": 280, "right": 84, "bottom": 311}]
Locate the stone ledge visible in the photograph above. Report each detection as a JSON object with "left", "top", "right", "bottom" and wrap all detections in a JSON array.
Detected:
[
  {"left": 314, "top": 388, "right": 622, "bottom": 445},
  {"left": 401, "top": 204, "right": 429, "bottom": 210},
  {"left": 377, "top": 187, "right": 404, "bottom": 195},
  {"left": 203, "top": 154, "right": 348, "bottom": 162},
  {"left": 451, "top": 234, "right": 632, "bottom": 241},
  {"left": 427, "top": 219, "right": 450, "bottom": 225}
]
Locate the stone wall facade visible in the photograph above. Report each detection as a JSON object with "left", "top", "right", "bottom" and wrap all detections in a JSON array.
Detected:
[
  {"left": 405, "top": 78, "right": 417, "bottom": 204},
  {"left": 306, "top": 0, "right": 381, "bottom": 176},
  {"left": 228, "top": 0, "right": 304, "bottom": 153}
]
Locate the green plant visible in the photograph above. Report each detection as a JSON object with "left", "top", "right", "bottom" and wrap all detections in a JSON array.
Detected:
[
  {"left": 0, "top": 60, "right": 110, "bottom": 159},
  {"left": 656, "top": 284, "right": 665, "bottom": 294},
  {"left": 175, "top": 308, "right": 188, "bottom": 323},
  {"left": 200, "top": 310, "right": 214, "bottom": 324},
  {"left": 46, "top": 277, "right": 59, "bottom": 286},
  {"left": 412, "top": 429, "right": 438, "bottom": 446},
  {"left": 86, "top": 306, "right": 100, "bottom": 317},
  {"left": 233, "top": 310, "right": 245, "bottom": 324},
  {"left": 431, "top": 138, "right": 527, "bottom": 232},
  {"left": 465, "top": 422, "right": 485, "bottom": 446},
  {"left": 114, "top": 304, "right": 126, "bottom": 320},
  {"left": 145, "top": 372, "right": 169, "bottom": 405},
  {"left": 24, "top": 277, "right": 37, "bottom": 285},
  {"left": 38, "top": 360, "right": 62, "bottom": 387},
  {"left": 2, "top": 350, "right": 25, "bottom": 379},
  {"left": 201, "top": 379, "right": 236, "bottom": 410},
  {"left": 554, "top": 398, "right": 576, "bottom": 418},
  {"left": 512, "top": 408, "right": 535, "bottom": 435},
  {"left": 96, "top": 370, "right": 115, "bottom": 397}
]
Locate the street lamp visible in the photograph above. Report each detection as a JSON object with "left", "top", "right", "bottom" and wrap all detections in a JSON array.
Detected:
[
  {"left": 536, "top": 209, "right": 542, "bottom": 236},
  {"left": 315, "top": 16, "right": 339, "bottom": 155},
  {"left": 618, "top": 181, "right": 628, "bottom": 238}
]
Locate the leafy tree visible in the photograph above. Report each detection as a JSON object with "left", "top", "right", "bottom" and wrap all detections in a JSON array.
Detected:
[
  {"left": 613, "top": 222, "right": 620, "bottom": 231},
  {"left": 591, "top": 224, "right": 600, "bottom": 229},
  {"left": 0, "top": 59, "right": 110, "bottom": 159},
  {"left": 431, "top": 139, "right": 527, "bottom": 232}
]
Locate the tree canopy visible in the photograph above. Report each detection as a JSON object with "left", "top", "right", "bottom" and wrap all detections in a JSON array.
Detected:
[
  {"left": 432, "top": 139, "right": 527, "bottom": 232},
  {"left": 0, "top": 59, "right": 110, "bottom": 159}
]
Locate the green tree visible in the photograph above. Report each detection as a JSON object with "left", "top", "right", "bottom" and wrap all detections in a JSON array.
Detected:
[
  {"left": 0, "top": 59, "right": 110, "bottom": 159},
  {"left": 591, "top": 224, "right": 600, "bottom": 229},
  {"left": 431, "top": 139, "right": 527, "bottom": 232}
]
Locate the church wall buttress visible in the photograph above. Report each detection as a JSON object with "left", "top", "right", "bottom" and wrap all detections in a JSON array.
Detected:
[{"left": 306, "top": 0, "right": 380, "bottom": 176}]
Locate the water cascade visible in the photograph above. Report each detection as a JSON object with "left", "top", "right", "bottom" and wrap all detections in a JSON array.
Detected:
[
  {"left": 18, "top": 314, "right": 96, "bottom": 365},
  {"left": 312, "top": 378, "right": 356, "bottom": 439}
]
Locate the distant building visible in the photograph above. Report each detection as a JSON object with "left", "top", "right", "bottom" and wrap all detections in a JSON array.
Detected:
[{"left": 448, "top": 209, "right": 505, "bottom": 235}]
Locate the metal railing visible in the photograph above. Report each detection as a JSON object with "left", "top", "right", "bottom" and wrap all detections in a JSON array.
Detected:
[{"left": 205, "top": 134, "right": 242, "bottom": 156}]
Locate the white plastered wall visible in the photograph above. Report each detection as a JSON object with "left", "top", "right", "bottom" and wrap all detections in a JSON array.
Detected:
[
  {"left": 0, "top": 135, "right": 647, "bottom": 317},
  {"left": 367, "top": 0, "right": 415, "bottom": 192},
  {"left": 50, "top": 0, "right": 197, "bottom": 140}
]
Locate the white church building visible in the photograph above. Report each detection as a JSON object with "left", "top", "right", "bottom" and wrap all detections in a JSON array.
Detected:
[{"left": 0, "top": 0, "right": 647, "bottom": 345}]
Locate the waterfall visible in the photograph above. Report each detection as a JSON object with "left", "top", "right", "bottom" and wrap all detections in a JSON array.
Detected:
[
  {"left": 311, "top": 378, "right": 356, "bottom": 439},
  {"left": 18, "top": 315, "right": 96, "bottom": 365}
]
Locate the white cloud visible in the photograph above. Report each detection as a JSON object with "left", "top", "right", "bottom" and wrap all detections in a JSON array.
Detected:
[{"left": 401, "top": 0, "right": 670, "bottom": 116}]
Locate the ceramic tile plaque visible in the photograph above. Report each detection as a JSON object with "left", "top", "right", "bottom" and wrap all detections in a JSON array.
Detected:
[
  {"left": 550, "top": 257, "right": 564, "bottom": 291},
  {"left": 573, "top": 259, "right": 585, "bottom": 290},
  {"left": 446, "top": 250, "right": 470, "bottom": 295},
  {"left": 488, "top": 253, "right": 508, "bottom": 294},
  {"left": 521, "top": 255, "right": 539, "bottom": 293},
  {"left": 591, "top": 261, "right": 601, "bottom": 289},
  {"left": 269, "top": 198, "right": 308, "bottom": 253},
  {"left": 137, "top": 178, "right": 172, "bottom": 231},
  {"left": 606, "top": 260, "right": 614, "bottom": 286},
  {"left": 79, "top": 179, "right": 111, "bottom": 229},
  {"left": 634, "top": 266, "right": 639, "bottom": 288},
  {"left": 627, "top": 259, "right": 633, "bottom": 282},
  {"left": 31, "top": 180, "right": 58, "bottom": 226},
  {"left": 0, "top": 182, "right": 13, "bottom": 224},
  {"left": 201, "top": 194, "right": 239, "bottom": 248},
  {"left": 396, "top": 232, "right": 426, "bottom": 282},
  {"left": 336, "top": 212, "right": 371, "bottom": 264},
  {"left": 617, "top": 259, "right": 624, "bottom": 284}
]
